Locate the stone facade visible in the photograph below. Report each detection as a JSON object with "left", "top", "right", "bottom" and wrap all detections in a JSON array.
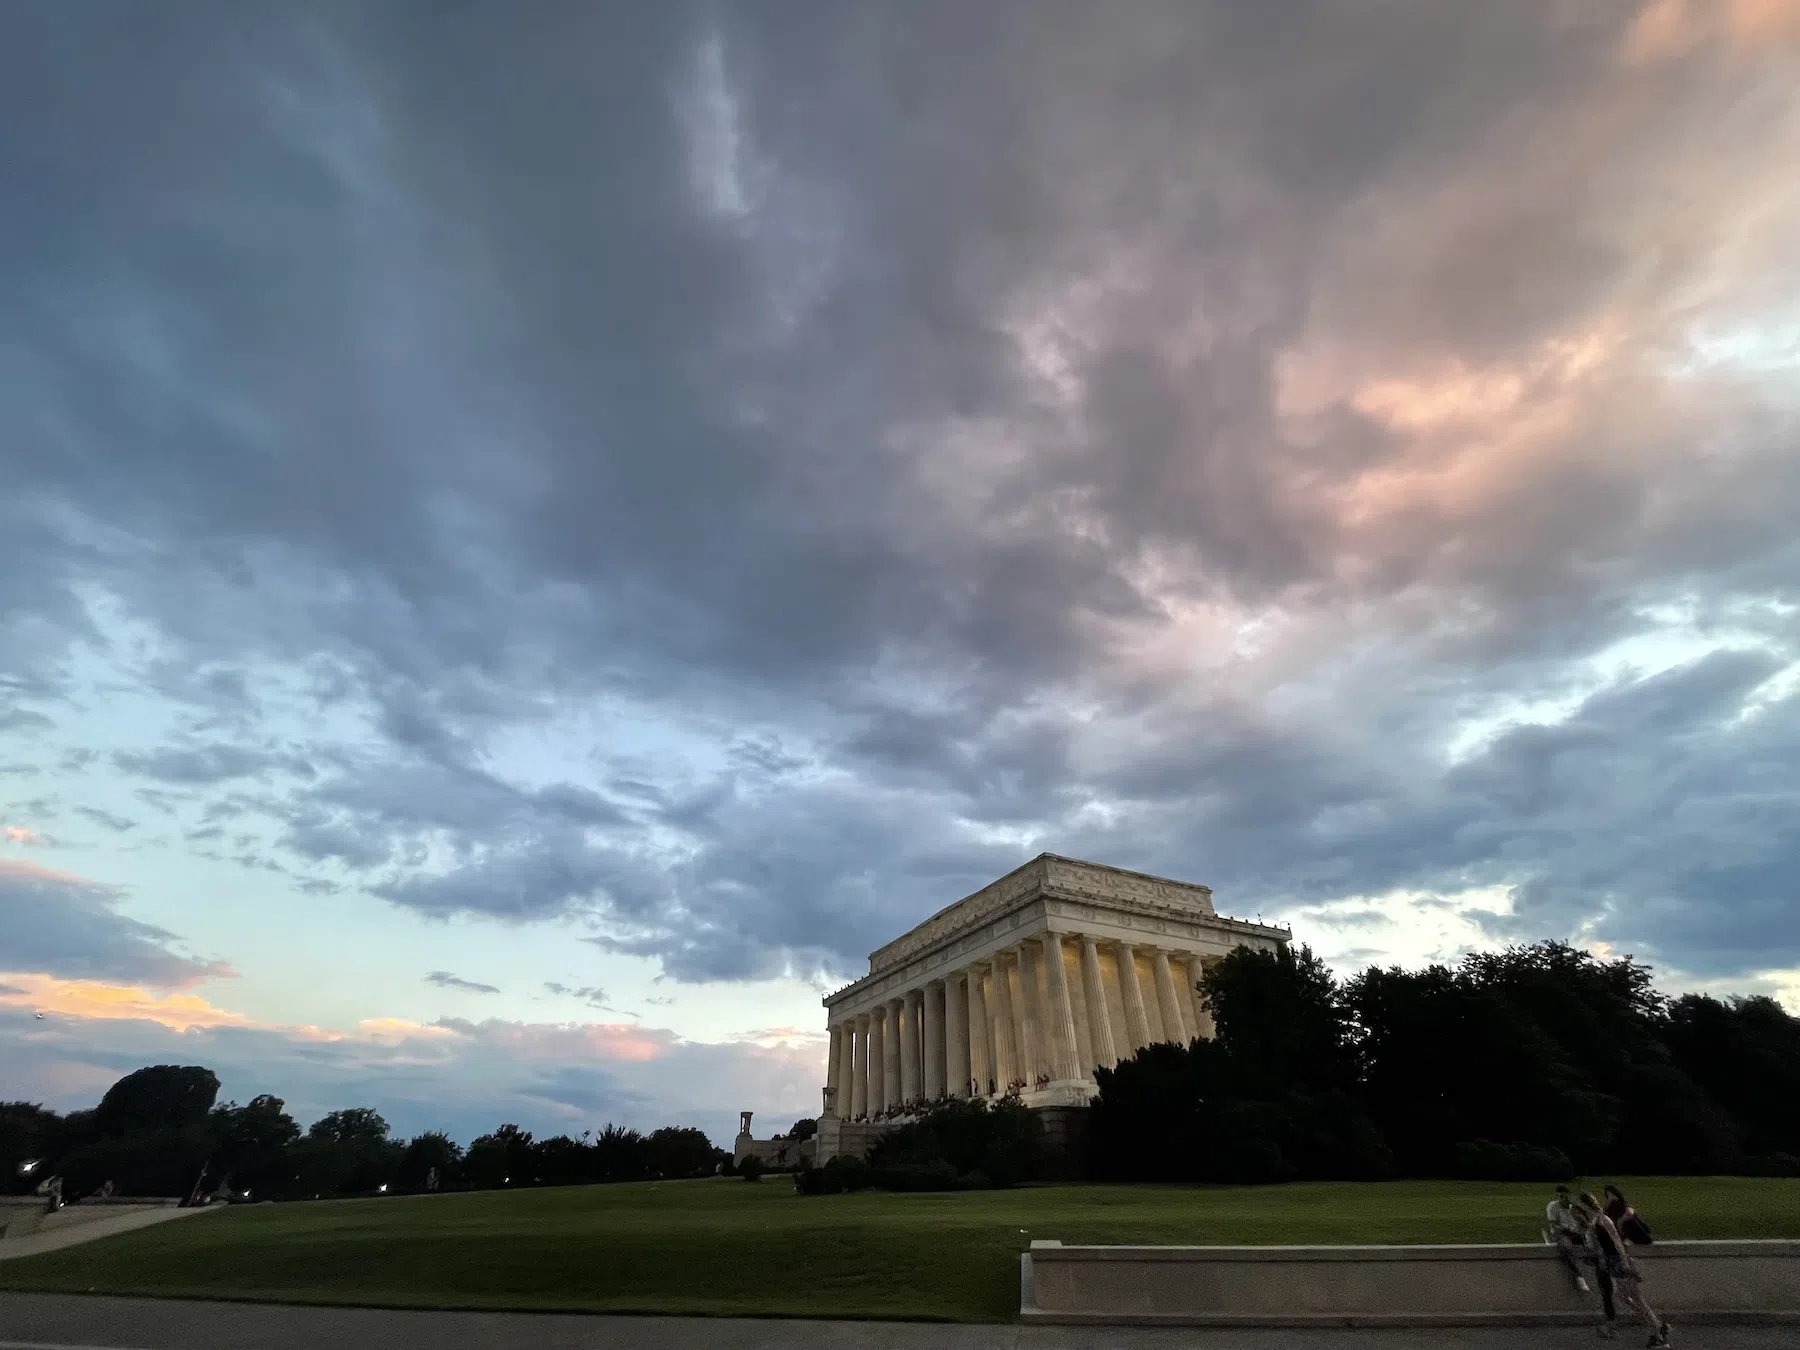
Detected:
[
  {"left": 731, "top": 1112, "right": 811, "bottom": 1171},
  {"left": 807, "top": 854, "right": 1289, "bottom": 1163}
]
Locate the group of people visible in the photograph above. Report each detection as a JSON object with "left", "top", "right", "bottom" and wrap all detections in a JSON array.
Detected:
[{"left": 1545, "top": 1183, "right": 1670, "bottom": 1345}]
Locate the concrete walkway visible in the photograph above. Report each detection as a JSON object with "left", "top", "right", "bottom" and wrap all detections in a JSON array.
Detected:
[
  {"left": 0, "top": 1296, "right": 1791, "bottom": 1350},
  {"left": 0, "top": 1207, "right": 219, "bottom": 1262}
]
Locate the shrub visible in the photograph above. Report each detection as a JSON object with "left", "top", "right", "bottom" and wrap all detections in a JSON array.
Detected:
[
  {"left": 1216, "top": 1137, "right": 1294, "bottom": 1186},
  {"left": 866, "top": 1096, "right": 1045, "bottom": 1188},
  {"left": 1741, "top": 1152, "right": 1800, "bottom": 1177},
  {"left": 868, "top": 1159, "right": 959, "bottom": 1192},
  {"left": 1449, "top": 1138, "right": 1574, "bottom": 1182},
  {"left": 793, "top": 1155, "right": 872, "bottom": 1195},
  {"left": 739, "top": 1156, "right": 763, "bottom": 1182}
]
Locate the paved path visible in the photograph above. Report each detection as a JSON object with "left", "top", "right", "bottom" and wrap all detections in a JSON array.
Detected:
[
  {"left": 0, "top": 1209, "right": 219, "bottom": 1263},
  {"left": 0, "top": 1296, "right": 1790, "bottom": 1350}
]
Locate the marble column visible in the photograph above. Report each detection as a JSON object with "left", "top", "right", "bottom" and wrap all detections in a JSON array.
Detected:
[
  {"left": 825, "top": 1023, "right": 843, "bottom": 1117},
  {"left": 851, "top": 1014, "right": 869, "bottom": 1118},
  {"left": 1079, "top": 935, "right": 1119, "bottom": 1069},
  {"left": 1069, "top": 945, "right": 1095, "bottom": 1073},
  {"left": 1016, "top": 941, "right": 1043, "bottom": 1086},
  {"left": 922, "top": 982, "right": 945, "bottom": 1099},
  {"left": 869, "top": 1008, "right": 887, "bottom": 1115},
  {"left": 1039, "top": 932, "right": 1083, "bottom": 1082},
  {"left": 838, "top": 1020, "right": 858, "bottom": 1113},
  {"left": 1152, "top": 948, "right": 1188, "bottom": 1044},
  {"left": 968, "top": 962, "right": 994, "bottom": 1095},
  {"left": 900, "top": 991, "right": 922, "bottom": 1105},
  {"left": 1116, "top": 942, "right": 1153, "bottom": 1052},
  {"left": 1189, "top": 956, "right": 1217, "bottom": 1039},
  {"left": 884, "top": 998, "right": 904, "bottom": 1111},
  {"left": 945, "top": 974, "right": 969, "bottom": 1098},
  {"left": 1181, "top": 956, "right": 1208, "bottom": 1040},
  {"left": 990, "top": 949, "right": 1021, "bottom": 1092}
]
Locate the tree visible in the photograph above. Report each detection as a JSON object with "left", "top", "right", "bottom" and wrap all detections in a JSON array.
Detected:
[
  {"left": 465, "top": 1123, "right": 535, "bottom": 1188},
  {"left": 535, "top": 1134, "right": 593, "bottom": 1186},
  {"left": 643, "top": 1126, "right": 717, "bottom": 1179},
  {"left": 0, "top": 1103, "right": 62, "bottom": 1195},
  {"left": 398, "top": 1132, "right": 462, "bottom": 1191},
  {"left": 591, "top": 1123, "right": 649, "bottom": 1182},
  {"left": 93, "top": 1066, "right": 220, "bottom": 1137},
  {"left": 1203, "top": 944, "right": 1355, "bottom": 1097},
  {"left": 1664, "top": 994, "right": 1800, "bottom": 1163},
  {"left": 295, "top": 1107, "right": 399, "bottom": 1196},
  {"left": 211, "top": 1095, "right": 300, "bottom": 1197},
  {"left": 306, "top": 1108, "right": 391, "bottom": 1148}
]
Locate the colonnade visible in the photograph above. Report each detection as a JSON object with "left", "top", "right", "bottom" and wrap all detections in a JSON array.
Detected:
[{"left": 824, "top": 933, "right": 1214, "bottom": 1119}]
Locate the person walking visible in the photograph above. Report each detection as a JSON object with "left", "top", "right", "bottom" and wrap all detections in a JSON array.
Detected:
[
  {"left": 1578, "top": 1191, "right": 1670, "bottom": 1347},
  {"left": 1544, "top": 1184, "right": 1592, "bottom": 1294}
]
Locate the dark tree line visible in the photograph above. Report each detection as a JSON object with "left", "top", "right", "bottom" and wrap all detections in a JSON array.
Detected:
[
  {"left": 1089, "top": 940, "right": 1800, "bottom": 1184},
  {"left": 2, "top": 1066, "right": 725, "bottom": 1201}
]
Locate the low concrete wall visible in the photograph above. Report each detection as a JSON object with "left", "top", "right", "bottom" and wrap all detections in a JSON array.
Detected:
[
  {"left": 1021, "top": 1239, "right": 1800, "bottom": 1327},
  {"left": 810, "top": 1118, "right": 896, "bottom": 1165}
]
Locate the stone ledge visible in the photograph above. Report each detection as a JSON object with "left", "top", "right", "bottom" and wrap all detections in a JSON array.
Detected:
[
  {"left": 1021, "top": 1239, "right": 1800, "bottom": 1326},
  {"left": 1027, "top": 1237, "right": 1800, "bottom": 1261}
]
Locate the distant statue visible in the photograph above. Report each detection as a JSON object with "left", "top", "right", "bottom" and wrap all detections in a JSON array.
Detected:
[{"left": 34, "top": 1175, "right": 64, "bottom": 1212}]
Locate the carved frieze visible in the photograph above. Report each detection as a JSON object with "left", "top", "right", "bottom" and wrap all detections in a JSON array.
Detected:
[
  {"left": 866, "top": 856, "right": 1049, "bottom": 972},
  {"left": 825, "top": 854, "right": 1287, "bottom": 1010}
]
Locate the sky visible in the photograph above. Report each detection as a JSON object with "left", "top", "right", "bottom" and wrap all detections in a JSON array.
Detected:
[{"left": 2, "top": 0, "right": 1799, "bottom": 1151}]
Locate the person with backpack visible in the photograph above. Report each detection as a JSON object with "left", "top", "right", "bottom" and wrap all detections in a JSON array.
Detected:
[
  {"left": 1577, "top": 1191, "right": 1670, "bottom": 1346},
  {"left": 1604, "top": 1185, "right": 1654, "bottom": 1246}
]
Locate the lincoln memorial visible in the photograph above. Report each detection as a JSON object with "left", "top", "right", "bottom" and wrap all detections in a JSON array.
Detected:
[{"left": 788, "top": 854, "right": 1289, "bottom": 1166}]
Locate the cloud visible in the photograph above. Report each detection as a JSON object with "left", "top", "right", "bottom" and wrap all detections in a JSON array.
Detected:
[
  {"left": 425, "top": 970, "right": 500, "bottom": 995},
  {"left": 0, "top": 0, "right": 1794, "bottom": 1017},
  {"left": 112, "top": 744, "right": 295, "bottom": 786},
  {"left": 0, "top": 972, "right": 269, "bottom": 1033},
  {"left": 73, "top": 807, "right": 138, "bottom": 833},
  {"left": 544, "top": 982, "right": 608, "bottom": 1007},
  {"left": 0, "top": 988, "right": 819, "bottom": 1147},
  {"left": 3, "top": 825, "right": 53, "bottom": 846},
  {"left": 0, "top": 859, "right": 232, "bottom": 989}
]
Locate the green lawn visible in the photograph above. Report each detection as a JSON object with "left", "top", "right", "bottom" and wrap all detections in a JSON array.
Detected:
[{"left": 3, "top": 1176, "right": 1797, "bottom": 1322}]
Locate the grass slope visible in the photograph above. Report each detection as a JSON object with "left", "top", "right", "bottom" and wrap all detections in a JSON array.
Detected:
[{"left": 3, "top": 1176, "right": 1797, "bottom": 1322}]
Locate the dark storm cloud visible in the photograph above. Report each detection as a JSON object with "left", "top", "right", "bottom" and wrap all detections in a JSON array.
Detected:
[
  {"left": 1, "top": 0, "right": 1796, "bottom": 988},
  {"left": 0, "top": 859, "right": 230, "bottom": 987}
]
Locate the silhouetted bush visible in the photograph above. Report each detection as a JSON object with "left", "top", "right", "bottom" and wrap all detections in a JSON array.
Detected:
[
  {"left": 866, "top": 1096, "right": 1045, "bottom": 1188},
  {"left": 1741, "top": 1152, "right": 1800, "bottom": 1177},
  {"left": 1450, "top": 1139, "right": 1575, "bottom": 1182},
  {"left": 869, "top": 1159, "right": 959, "bottom": 1192}
]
